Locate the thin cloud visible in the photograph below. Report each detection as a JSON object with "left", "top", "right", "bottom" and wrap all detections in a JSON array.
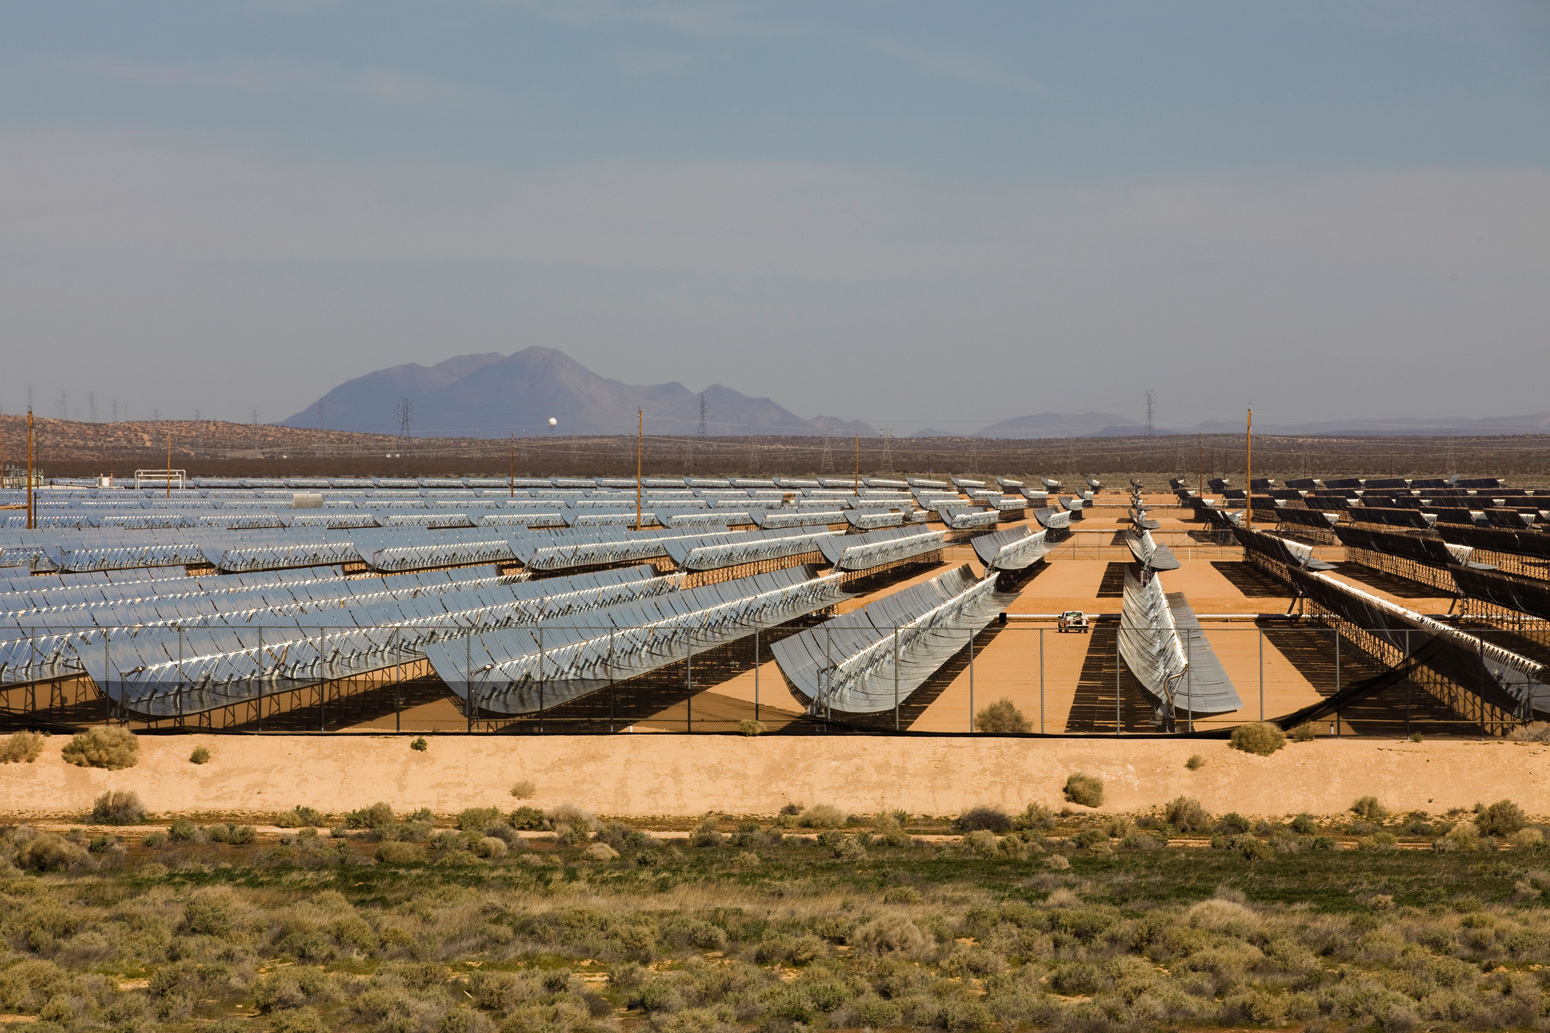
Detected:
[
  {"left": 869, "top": 37, "right": 1041, "bottom": 94},
  {"left": 82, "top": 57, "right": 480, "bottom": 105},
  {"left": 503, "top": 0, "right": 794, "bottom": 39},
  {"left": 618, "top": 48, "right": 694, "bottom": 76}
]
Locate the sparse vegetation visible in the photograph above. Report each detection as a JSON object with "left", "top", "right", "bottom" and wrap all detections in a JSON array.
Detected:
[
  {"left": 274, "top": 805, "right": 328, "bottom": 828},
  {"left": 1165, "top": 795, "right": 1210, "bottom": 832},
  {"left": 1510, "top": 721, "right": 1550, "bottom": 742},
  {"left": 60, "top": 727, "right": 139, "bottom": 769},
  {"left": 509, "top": 779, "right": 536, "bottom": 799},
  {"left": 1229, "top": 721, "right": 1286, "bottom": 756},
  {"left": 0, "top": 730, "right": 44, "bottom": 763},
  {"left": 953, "top": 805, "right": 1011, "bottom": 832},
  {"left": 974, "top": 697, "right": 1030, "bottom": 733},
  {"left": 1290, "top": 721, "right": 1318, "bottom": 742},
  {"left": 1476, "top": 799, "right": 1527, "bottom": 837},
  {"left": 409, "top": 736, "right": 429, "bottom": 752},
  {"left": 189, "top": 745, "right": 211, "bottom": 764},
  {"left": 0, "top": 801, "right": 1542, "bottom": 1031},
  {"left": 797, "top": 803, "right": 847, "bottom": 828},
  {"left": 1351, "top": 795, "right": 1389, "bottom": 822},
  {"left": 87, "top": 789, "right": 145, "bottom": 825},
  {"left": 1184, "top": 753, "right": 1204, "bottom": 770},
  {"left": 738, "top": 719, "right": 765, "bottom": 736},
  {"left": 1063, "top": 772, "right": 1104, "bottom": 808}
]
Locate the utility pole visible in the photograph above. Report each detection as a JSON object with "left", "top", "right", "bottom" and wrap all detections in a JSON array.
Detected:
[
  {"left": 1245, "top": 407, "right": 1253, "bottom": 531},
  {"left": 820, "top": 430, "right": 834, "bottom": 474},
  {"left": 166, "top": 429, "right": 172, "bottom": 498},
  {"left": 854, "top": 434, "right": 860, "bottom": 495},
  {"left": 509, "top": 434, "right": 515, "bottom": 497},
  {"left": 880, "top": 427, "right": 894, "bottom": 475},
  {"left": 635, "top": 409, "right": 643, "bottom": 532},
  {"left": 1197, "top": 432, "right": 1203, "bottom": 498},
  {"left": 1145, "top": 390, "right": 1155, "bottom": 437},
  {"left": 26, "top": 407, "right": 34, "bottom": 531}
]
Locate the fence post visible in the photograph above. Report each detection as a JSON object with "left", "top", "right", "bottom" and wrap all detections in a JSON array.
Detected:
[
  {"left": 391, "top": 627, "right": 398, "bottom": 734},
  {"left": 1115, "top": 618, "right": 1121, "bottom": 736},
  {"left": 257, "top": 627, "right": 263, "bottom": 733},
  {"left": 1039, "top": 626, "right": 1044, "bottom": 734},
  {"left": 538, "top": 626, "right": 544, "bottom": 735},
  {"left": 686, "top": 643, "right": 692, "bottom": 734},
  {"left": 466, "top": 633, "right": 473, "bottom": 733},
  {"left": 1334, "top": 629, "right": 1341, "bottom": 738},
  {"left": 753, "top": 626, "right": 760, "bottom": 725},
  {"left": 104, "top": 631, "right": 111, "bottom": 725},
  {"left": 1258, "top": 628, "right": 1264, "bottom": 722},
  {"left": 609, "top": 629, "right": 616, "bottom": 734}
]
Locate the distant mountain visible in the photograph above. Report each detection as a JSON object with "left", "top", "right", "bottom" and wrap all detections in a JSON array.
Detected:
[
  {"left": 972, "top": 412, "right": 1146, "bottom": 439},
  {"left": 285, "top": 347, "right": 832, "bottom": 437},
  {"left": 810, "top": 415, "right": 879, "bottom": 438}
]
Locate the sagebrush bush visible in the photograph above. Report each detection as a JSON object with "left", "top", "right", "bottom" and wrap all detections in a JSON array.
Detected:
[
  {"left": 738, "top": 719, "right": 765, "bottom": 736},
  {"left": 1185, "top": 753, "right": 1204, "bottom": 770},
  {"left": 509, "top": 779, "right": 536, "bottom": 799},
  {"left": 61, "top": 727, "right": 139, "bottom": 769},
  {"left": 87, "top": 789, "right": 144, "bottom": 825},
  {"left": 1476, "top": 799, "right": 1527, "bottom": 837},
  {"left": 457, "top": 807, "right": 504, "bottom": 833},
  {"left": 345, "top": 802, "right": 395, "bottom": 829},
  {"left": 1510, "top": 722, "right": 1550, "bottom": 742},
  {"left": 410, "top": 736, "right": 428, "bottom": 752},
  {"left": 798, "top": 804, "right": 847, "bottom": 828},
  {"left": 1290, "top": 722, "right": 1318, "bottom": 742},
  {"left": 1352, "top": 796, "right": 1389, "bottom": 822},
  {"left": 974, "top": 698, "right": 1030, "bottom": 734},
  {"left": 1229, "top": 721, "right": 1285, "bottom": 756},
  {"left": 275, "top": 806, "right": 327, "bottom": 829},
  {"left": 1063, "top": 772, "right": 1103, "bottom": 808},
  {"left": 510, "top": 806, "right": 544, "bottom": 830},
  {"left": 1165, "top": 796, "right": 1209, "bottom": 832},
  {"left": 954, "top": 805, "right": 1011, "bottom": 832},
  {"left": 0, "top": 730, "right": 44, "bottom": 763},
  {"left": 189, "top": 746, "right": 211, "bottom": 765}
]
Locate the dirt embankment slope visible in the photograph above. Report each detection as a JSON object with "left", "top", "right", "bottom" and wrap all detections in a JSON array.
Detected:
[{"left": 2, "top": 735, "right": 1548, "bottom": 820}]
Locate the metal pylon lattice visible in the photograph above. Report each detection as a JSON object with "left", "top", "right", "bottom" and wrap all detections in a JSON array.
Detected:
[
  {"left": 879, "top": 427, "right": 894, "bottom": 474},
  {"left": 820, "top": 431, "right": 834, "bottom": 474},
  {"left": 697, "top": 393, "right": 708, "bottom": 437}
]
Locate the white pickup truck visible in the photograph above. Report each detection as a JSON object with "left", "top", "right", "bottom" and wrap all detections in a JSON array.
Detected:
[{"left": 1057, "top": 610, "right": 1090, "bottom": 634}]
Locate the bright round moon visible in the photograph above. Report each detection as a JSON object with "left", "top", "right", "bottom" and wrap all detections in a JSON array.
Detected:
[{"left": 548, "top": 417, "right": 558, "bottom": 426}]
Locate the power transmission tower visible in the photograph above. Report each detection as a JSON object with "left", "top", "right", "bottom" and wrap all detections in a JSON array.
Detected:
[
  {"left": 1144, "top": 390, "right": 1155, "bottom": 437},
  {"left": 879, "top": 427, "right": 894, "bottom": 474},
  {"left": 88, "top": 393, "right": 97, "bottom": 423},
  {"left": 745, "top": 436, "right": 759, "bottom": 473},
  {"left": 820, "top": 430, "right": 834, "bottom": 474},
  {"left": 697, "top": 393, "right": 708, "bottom": 437},
  {"left": 250, "top": 408, "right": 259, "bottom": 451},
  {"left": 397, "top": 397, "right": 413, "bottom": 440}
]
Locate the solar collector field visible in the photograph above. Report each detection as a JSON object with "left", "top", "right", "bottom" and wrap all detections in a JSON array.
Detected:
[{"left": 0, "top": 470, "right": 1548, "bottom": 736}]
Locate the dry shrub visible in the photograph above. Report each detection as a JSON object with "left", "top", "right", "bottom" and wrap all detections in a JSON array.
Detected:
[
  {"left": 275, "top": 806, "right": 327, "bottom": 829},
  {"left": 1165, "top": 796, "right": 1210, "bottom": 832},
  {"left": 954, "top": 805, "right": 1011, "bottom": 832},
  {"left": 345, "top": 802, "right": 395, "bottom": 829},
  {"left": 1290, "top": 722, "right": 1318, "bottom": 742},
  {"left": 88, "top": 789, "right": 145, "bottom": 825},
  {"left": 798, "top": 804, "right": 847, "bottom": 828},
  {"left": 853, "top": 915, "right": 928, "bottom": 955},
  {"left": 1509, "top": 722, "right": 1550, "bottom": 742},
  {"left": 1063, "top": 772, "right": 1104, "bottom": 808},
  {"left": 189, "top": 746, "right": 211, "bottom": 765},
  {"left": 0, "top": 731, "right": 44, "bottom": 764},
  {"left": 376, "top": 841, "right": 423, "bottom": 864},
  {"left": 1352, "top": 796, "right": 1389, "bottom": 822},
  {"left": 61, "top": 728, "right": 139, "bottom": 769},
  {"left": 1229, "top": 722, "right": 1285, "bottom": 756},
  {"left": 1476, "top": 800, "right": 1527, "bottom": 837},
  {"left": 457, "top": 807, "right": 504, "bottom": 833},
  {"left": 509, "top": 779, "right": 536, "bottom": 799},
  {"left": 18, "top": 834, "right": 85, "bottom": 871},
  {"left": 738, "top": 719, "right": 765, "bottom": 736},
  {"left": 1185, "top": 754, "right": 1205, "bottom": 770},
  {"left": 1046, "top": 854, "right": 1071, "bottom": 870},
  {"left": 546, "top": 803, "right": 597, "bottom": 832},
  {"left": 472, "top": 836, "right": 509, "bottom": 859},
  {"left": 975, "top": 698, "right": 1030, "bottom": 734}
]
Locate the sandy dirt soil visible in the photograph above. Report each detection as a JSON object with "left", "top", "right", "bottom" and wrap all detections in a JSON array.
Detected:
[{"left": 3, "top": 733, "right": 1548, "bottom": 821}]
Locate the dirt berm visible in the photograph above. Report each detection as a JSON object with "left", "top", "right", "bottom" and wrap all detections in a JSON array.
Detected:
[{"left": 2, "top": 735, "right": 1548, "bottom": 820}]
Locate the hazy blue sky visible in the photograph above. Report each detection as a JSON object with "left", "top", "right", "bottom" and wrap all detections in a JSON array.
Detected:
[{"left": 2, "top": 1, "right": 1547, "bottom": 434}]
